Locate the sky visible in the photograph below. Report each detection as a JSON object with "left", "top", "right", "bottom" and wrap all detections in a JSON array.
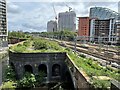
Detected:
[{"left": 7, "top": 0, "right": 120, "bottom": 32}]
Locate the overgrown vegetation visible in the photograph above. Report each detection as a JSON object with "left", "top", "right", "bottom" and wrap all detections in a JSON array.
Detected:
[
  {"left": 1, "top": 81, "right": 17, "bottom": 89},
  {"left": 4, "top": 66, "right": 16, "bottom": 81},
  {"left": 2, "top": 65, "right": 17, "bottom": 89},
  {"left": 8, "top": 37, "right": 120, "bottom": 89},
  {"left": 66, "top": 49, "right": 120, "bottom": 89},
  {"left": 10, "top": 38, "right": 64, "bottom": 53},
  {"left": 2, "top": 66, "right": 46, "bottom": 89},
  {"left": 33, "top": 38, "right": 61, "bottom": 50},
  {"left": 11, "top": 40, "right": 30, "bottom": 53}
]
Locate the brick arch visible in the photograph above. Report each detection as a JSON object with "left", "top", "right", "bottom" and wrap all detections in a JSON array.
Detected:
[
  {"left": 38, "top": 64, "right": 47, "bottom": 77},
  {"left": 52, "top": 64, "right": 61, "bottom": 76},
  {"left": 9, "top": 62, "right": 15, "bottom": 70},
  {"left": 24, "top": 65, "right": 33, "bottom": 73}
]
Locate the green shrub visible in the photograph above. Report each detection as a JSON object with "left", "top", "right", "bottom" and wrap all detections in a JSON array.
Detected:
[
  {"left": 17, "top": 44, "right": 22, "bottom": 47},
  {"left": 79, "top": 54, "right": 86, "bottom": 58},
  {"left": 91, "top": 79, "right": 110, "bottom": 89},
  {"left": 17, "top": 72, "right": 36, "bottom": 88},
  {"left": 65, "top": 47, "right": 71, "bottom": 52},
  {"left": 13, "top": 46, "right": 26, "bottom": 53},
  {"left": 23, "top": 41, "right": 29, "bottom": 47},
  {"left": 2, "top": 81, "right": 17, "bottom": 89},
  {"left": 33, "top": 38, "right": 61, "bottom": 50},
  {"left": 4, "top": 65, "right": 16, "bottom": 81}
]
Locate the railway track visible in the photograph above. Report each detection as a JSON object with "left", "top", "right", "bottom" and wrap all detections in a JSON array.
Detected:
[
  {"left": 54, "top": 40, "right": 120, "bottom": 64},
  {"left": 44, "top": 38, "right": 120, "bottom": 64},
  {"left": 66, "top": 44, "right": 119, "bottom": 63}
]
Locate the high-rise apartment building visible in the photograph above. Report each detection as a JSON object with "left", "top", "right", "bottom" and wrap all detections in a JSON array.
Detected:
[
  {"left": 47, "top": 20, "right": 57, "bottom": 32},
  {"left": 58, "top": 11, "right": 76, "bottom": 31},
  {"left": 78, "top": 17, "right": 90, "bottom": 41},
  {"left": 0, "top": 0, "right": 7, "bottom": 47}
]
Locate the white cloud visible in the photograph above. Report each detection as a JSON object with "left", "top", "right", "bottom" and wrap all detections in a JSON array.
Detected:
[
  {"left": 7, "top": 0, "right": 120, "bottom": 2},
  {"left": 7, "top": 2, "right": 119, "bottom": 32},
  {"left": 7, "top": 2, "right": 22, "bottom": 14}
]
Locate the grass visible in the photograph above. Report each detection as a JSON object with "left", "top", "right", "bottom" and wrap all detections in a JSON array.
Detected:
[
  {"left": 10, "top": 38, "right": 65, "bottom": 53},
  {"left": 66, "top": 50, "right": 120, "bottom": 89}
]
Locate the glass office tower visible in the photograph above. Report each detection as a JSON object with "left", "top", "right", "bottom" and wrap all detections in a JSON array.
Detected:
[{"left": 90, "top": 7, "right": 119, "bottom": 20}]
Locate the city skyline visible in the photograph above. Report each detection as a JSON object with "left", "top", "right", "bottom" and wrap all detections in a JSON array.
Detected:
[{"left": 7, "top": 1, "right": 119, "bottom": 32}]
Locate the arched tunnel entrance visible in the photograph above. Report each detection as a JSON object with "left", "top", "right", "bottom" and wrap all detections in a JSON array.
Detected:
[
  {"left": 62, "top": 71, "right": 75, "bottom": 90},
  {"left": 38, "top": 64, "right": 47, "bottom": 77},
  {"left": 52, "top": 64, "right": 60, "bottom": 76},
  {"left": 10, "top": 62, "right": 15, "bottom": 70},
  {"left": 24, "top": 65, "right": 33, "bottom": 73}
]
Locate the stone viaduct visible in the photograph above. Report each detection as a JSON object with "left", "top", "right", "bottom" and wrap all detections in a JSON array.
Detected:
[{"left": 9, "top": 51, "right": 90, "bottom": 90}]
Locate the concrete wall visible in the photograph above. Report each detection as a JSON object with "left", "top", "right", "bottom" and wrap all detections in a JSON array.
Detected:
[
  {"left": 0, "top": 60, "right": 2, "bottom": 85},
  {"left": 111, "top": 80, "right": 120, "bottom": 90},
  {"left": 65, "top": 54, "right": 90, "bottom": 90},
  {"left": 0, "top": 52, "right": 8, "bottom": 86}
]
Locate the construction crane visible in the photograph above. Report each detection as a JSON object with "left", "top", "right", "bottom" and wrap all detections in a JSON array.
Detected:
[
  {"left": 64, "top": 2, "right": 72, "bottom": 12},
  {"left": 52, "top": 4, "right": 57, "bottom": 20}
]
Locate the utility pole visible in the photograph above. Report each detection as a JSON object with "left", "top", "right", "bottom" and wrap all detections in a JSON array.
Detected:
[{"left": 74, "top": 36, "right": 77, "bottom": 53}]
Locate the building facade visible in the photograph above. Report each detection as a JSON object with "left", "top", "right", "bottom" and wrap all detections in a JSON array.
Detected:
[
  {"left": 90, "top": 19, "right": 110, "bottom": 42},
  {"left": 90, "top": 19, "right": 117, "bottom": 43},
  {"left": 58, "top": 11, "right": 76, "bottom": 31},
  {"left": 0, "top": 0, "right": 7, "bottom": 47},
  {"left": 90, "top": 7, "right": 119, "bottom": 44},
  {"left": 78, "top": 17, "right": 90, "bottom": 41},
  {"left": 47, "top": 20, "right": 57, "bottom": 32},
  {"left": 115, "top": 20, "right": 120, "bottom": 45}
]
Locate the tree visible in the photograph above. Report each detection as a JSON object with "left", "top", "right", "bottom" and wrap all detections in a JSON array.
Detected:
[{"left": 40, "top": 30, "right": 77, "bottom": 41}]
